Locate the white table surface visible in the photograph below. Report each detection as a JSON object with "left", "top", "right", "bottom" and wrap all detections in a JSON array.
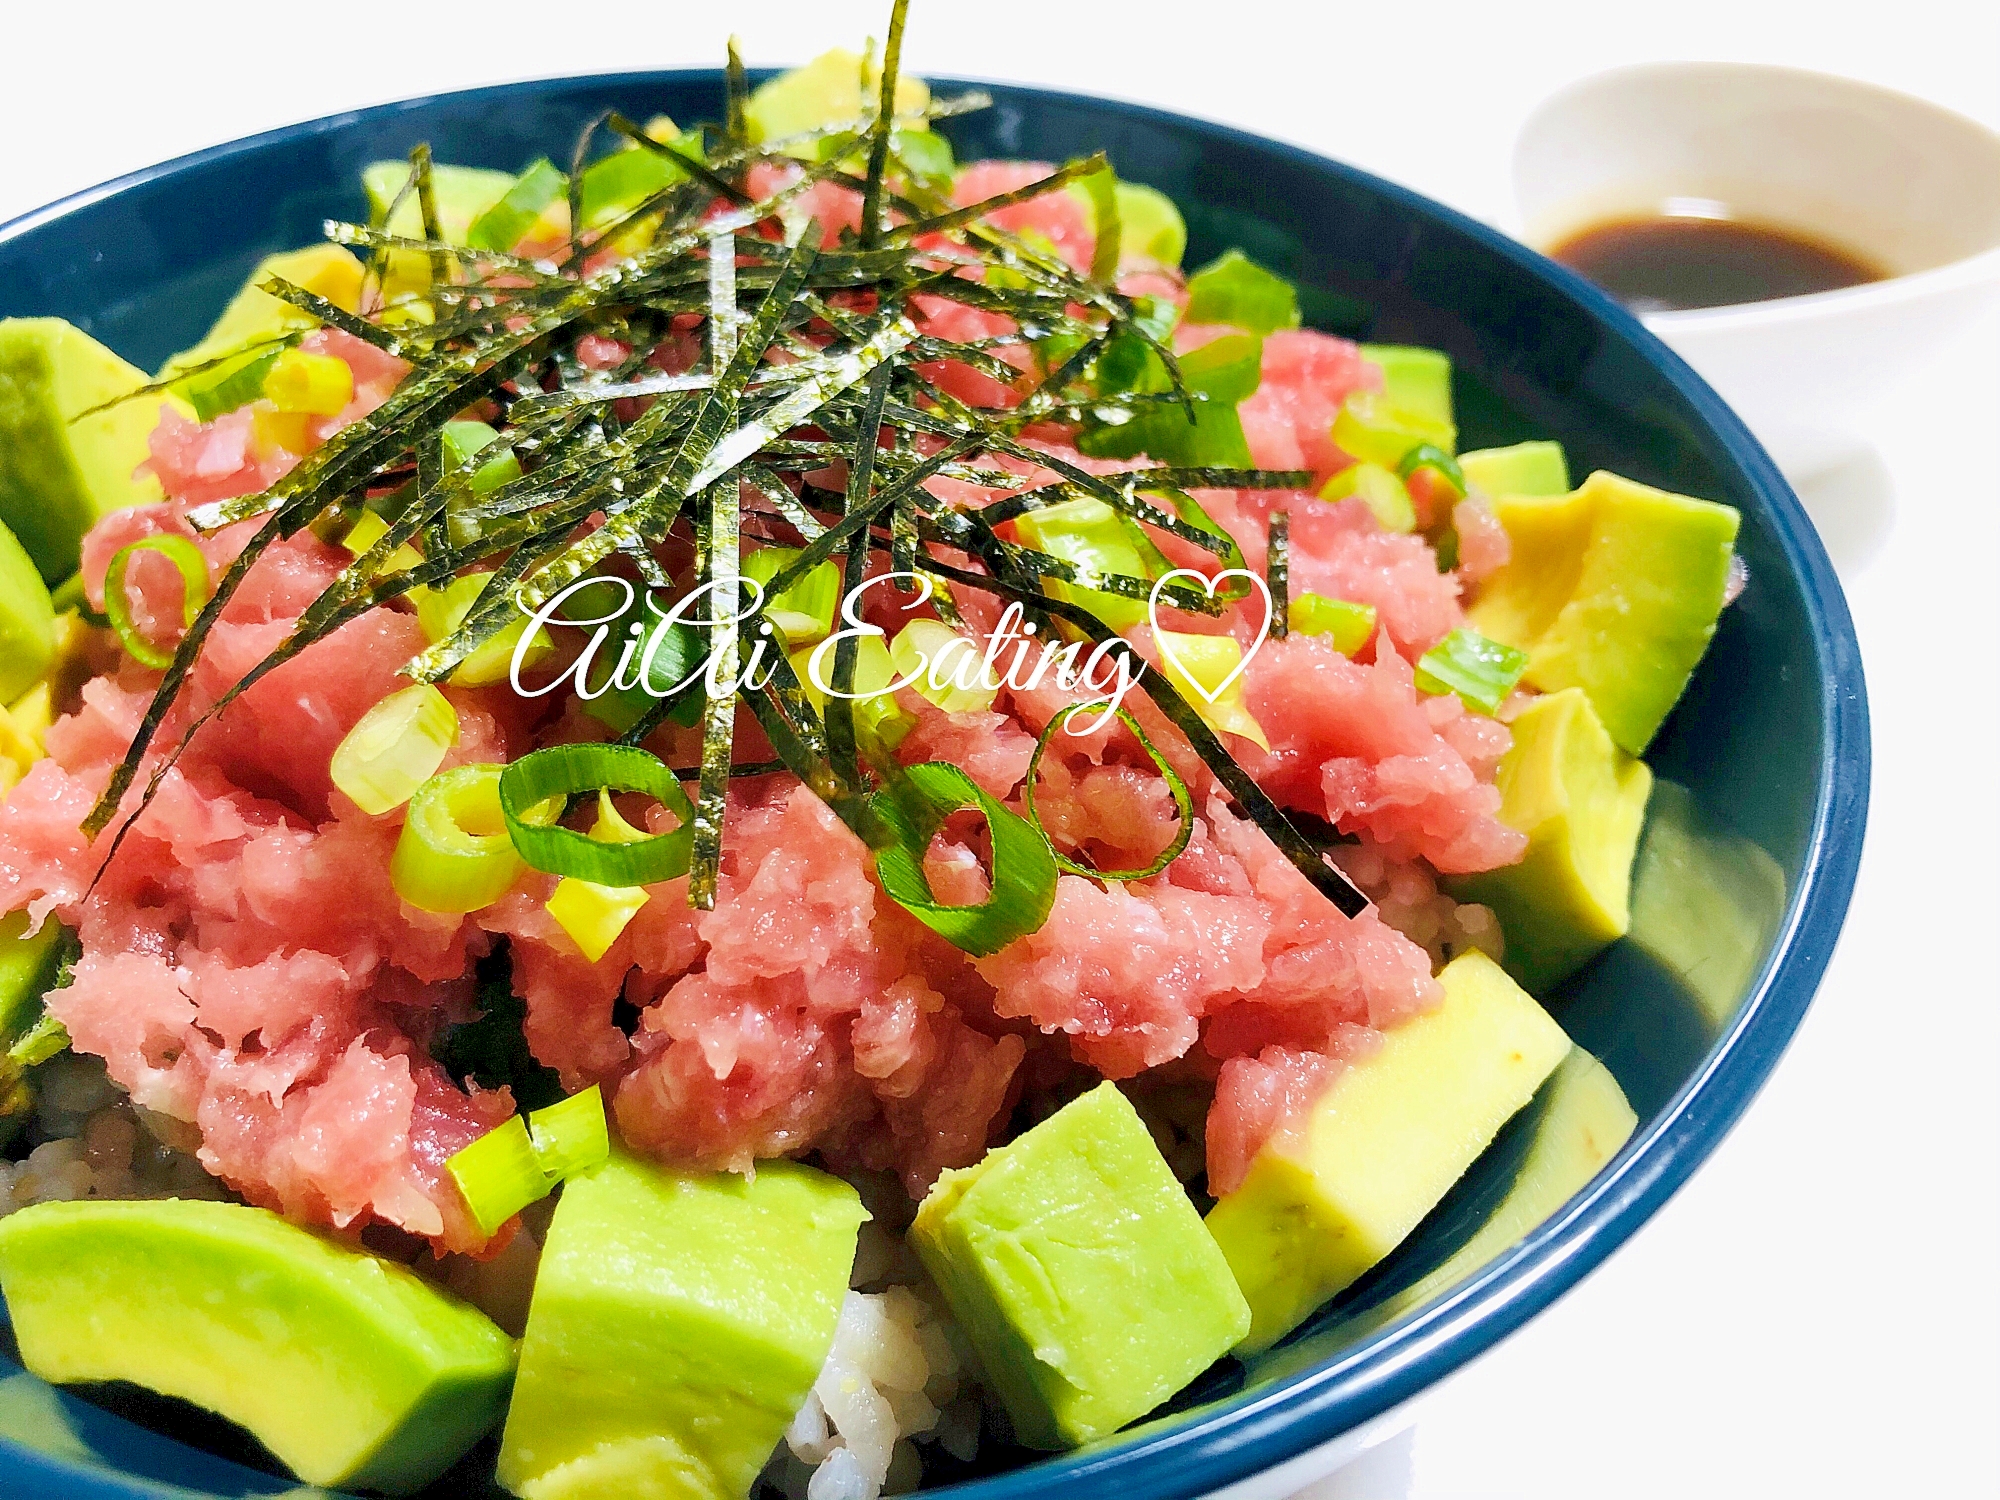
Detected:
[{"left": 4, "top": 3, "right": 1995, "bottom": 1496}]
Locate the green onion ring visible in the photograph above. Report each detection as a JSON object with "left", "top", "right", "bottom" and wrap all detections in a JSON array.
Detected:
[
  {"left": 1397, "top": 443, "right": 1467, "bottom": 498},
  {"left": 104, "top": 535, "right": 211, "bottom": 670},
  {"left": 498, "top": 744, "right": 696, "bottom": 886},
  {"left": 1022, "top": 702, "right": 1195, "bottom": 882},
  {"left": 869, "top": 761, "right": 1058, "bottom": 957}
]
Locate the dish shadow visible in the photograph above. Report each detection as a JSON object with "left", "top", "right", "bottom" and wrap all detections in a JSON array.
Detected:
[{"left": 1792, "top": 445, "right": 1896, "bottom": 576}]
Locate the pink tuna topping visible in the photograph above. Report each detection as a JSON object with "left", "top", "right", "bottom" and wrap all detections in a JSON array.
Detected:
[{"left": 0, "top": 161, "right": 1529, "bottom": 1251}]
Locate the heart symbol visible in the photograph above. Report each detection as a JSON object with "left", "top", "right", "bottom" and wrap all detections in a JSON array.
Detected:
[{"left": 1148, "top": 568, "right": 1273, "bottom": 704}]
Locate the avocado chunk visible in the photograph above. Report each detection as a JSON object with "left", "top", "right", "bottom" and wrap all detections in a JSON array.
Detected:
[
  {"left": 1357, "top": 343, "right": 1454, "bottom": 437},
  {"left": 362, "top": 162, "right": 516, "bottom": 243},
  {"left": 1467, "top": 470, "right": 1740, "bottom": 754},
  {"left": 159, "top": 243, "right": 366, "bottom": 388},
  {"left": 1397, "top": 1046, "right": 1636, "bottom": 1304},
  {"left": 743, "top": 49, "right": 932, "bottom": 154},
  {"left": 0, "top": 522, "right": 54, "bottom": 702},
  {"left": 1459, "top": 440, "right": 1570, "bottom": 499},
  {"left": 1070, "top": 180, "right": 1187, "bottom": 268},
  {"left": 0, "top": 1198, "right": 515, "bottom": 1494},
  {"left": 0, "top": 320, "right": 177, "bottom": 583},
  {"left": 1318, "top": 1047, "right": 1635, "bottom": 1345},
  {"left": 910, "top": 1081, "right": 1250, "bottom": 1450},
  {"left": 1449, "top": 688, "right": 1653, "bottom": 993},
  {"left": 1206, "top": 950, "right": 1570, "bottom": 1353},
  {"left": 497, "top": 1151, "right": 863, "bottom": 1500}
]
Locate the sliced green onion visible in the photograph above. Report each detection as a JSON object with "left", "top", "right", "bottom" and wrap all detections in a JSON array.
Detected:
[
  {"left": 1152, "top": 630, "right": 1270, "bottom": 750},
  {"left": 889, "top": 620, "right": 998, "bottom": 714},
  {"left": 1289, "top": 593, "right": 1377, "bottom": 656},
  {"left": 7, "top": 1013, "right": 69, "bottom": 1072},
  {"left": 179, "top": 347, "right": 283, "bottom": 422},
  {"left": 869, "top": 762, "right": 1058, "bottom": 957},
  {"left": 1397, "top": 443, "right": 1466, "bottom": 498},
  {"left": 416, "top": 571, "right": 552, "bottom": 687},
  {"left": 544, "top": 792, "right": 655, "bottom": 961},
  {"left": 1319, "top": 460, "right": 1417, "bottom": 534},
  {"left": 1333, "top": 390, "right": 1456, "bottom": 472},
  {"left": 330, "top": 684, "right": 460, "bottom": 816},
  {"left": 467, "top": 157, "right": 567, "bottom": 251},
  {"left": 263, "top": 349, "right": 354, "bottom": 416},
  {"left": 446, "top": 1115, "right": 548, "bottom": 1238},
  {"left": 526, "top": 1085, "right": 610, "bottom": 1181},
  {"left": 249, "top": 407, "right": 314, "bottom": 461},
  {"left": 1079, "top": 333, "right": 1262, "bottom": 467},
  {"left": 1090, "top": 292, "right": 1181, "bottom": 394},
  {"left": 341, "top": 510, "right": 425, "bottom": 573},
  {"left": 1357, "top": 344, "right": 1455, "bottom": 432},
  {"left": 498, "top": 744, "right": 694, "bottom": 886},
  {"left": 1415, "top": 628, "right": 1529, "bottom": 715},
  {"left": 392, "top": 764, "right": 533, "bottom": 914},
  {"left": 104, "top": 535, "right": 211, "bottom": 670},
  {"left": 1013, "top": 496, "right": 1154, "bottom": 630},
  {"left": 892, "top": 127, "right": 954, "bottom": 186},
  {"left": 1022, "top": 702, "right": 1194, "bottom": 880},
  {"left": 589, "top": 788, "right": 650, "bottom": 845},
  {"left": 441, "top": 421, "right": 523, "bottom": 496},
  {"left": 1184, "top": 248, "right": 1300, "bottom": 335},
  {"left": 793, "top": 634, "right": 913, "bottom": 748},
  {"left": 742, "top": 545, "right": 840, "bottom": 645}
]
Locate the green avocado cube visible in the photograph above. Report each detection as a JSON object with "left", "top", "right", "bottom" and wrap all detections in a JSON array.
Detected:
[
  {"left": 0, "top": 1199, "right": 515, "bottom": 1494},
  {"left": 0, "top": 319, "right": 177, "bottom": 583},
  {"left": 743, "top": 49, "right": 932, "bottom": 155},
  {"left": 1449, "top": 687, "right": 1653, "bottom": 992},
  {"left": 363, "top": 161, "right": 516, "bottom": 243},
  {"left": 0, "top": 523, "right": 55, "bottom": 703},
  {"left": 911, "top": 1081, "right": 1250, "bottom": 1450},
  {"left": 158, "top": 243, "right": 365, "bottom": 387},
  {"left": 497, "top": 1152, "right": 864, "bottom": 1500},
  {"left": 1459, "top": 440, "right": 1570, "bottom": 499},
  {"left": 1358, "top": 343, "right": 1454, "bottom": 433},
  {"left": 1468, "top": 470, "right": 1741, "bottom": 754},
  {"left": 1205, "top": 952, "right": 1569, "bottom": 1352}
]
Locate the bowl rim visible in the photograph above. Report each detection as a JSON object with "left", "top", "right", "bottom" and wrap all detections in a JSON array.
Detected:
[{"left": 0, "top": 68, "right": 1871, "bottom": 1500}]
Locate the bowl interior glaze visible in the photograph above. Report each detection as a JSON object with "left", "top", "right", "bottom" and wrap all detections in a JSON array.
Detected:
[{"left": 0, "top": 73, "right": 1867, "bottom": 1500}]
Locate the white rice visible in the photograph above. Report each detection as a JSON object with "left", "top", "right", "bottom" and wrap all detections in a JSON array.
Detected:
[
  {"left": 0, "top": 1054, "right": 222, "bottom": 1218},
  {"left": 761, "top": 1215, "right": 989, "bottom": 1500}
]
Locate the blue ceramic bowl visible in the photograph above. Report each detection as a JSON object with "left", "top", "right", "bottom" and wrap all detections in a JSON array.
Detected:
[{"left": 0, "top": 73, "right": 1867, "bottom": 1500}]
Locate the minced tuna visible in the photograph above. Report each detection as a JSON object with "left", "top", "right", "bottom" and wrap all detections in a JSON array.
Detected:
[{"left": 0, "top": 158, "right": 1522, "bottom": 1258}]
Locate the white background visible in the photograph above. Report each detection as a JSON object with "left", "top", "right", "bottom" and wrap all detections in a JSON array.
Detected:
[{"left": 4, "top": 3, "right": 1995, "bottom": 1496}]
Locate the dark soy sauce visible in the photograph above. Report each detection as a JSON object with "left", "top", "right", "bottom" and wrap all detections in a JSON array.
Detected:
[{"left": 1549, "top": 214, "right": 1888, "bottom": 315}]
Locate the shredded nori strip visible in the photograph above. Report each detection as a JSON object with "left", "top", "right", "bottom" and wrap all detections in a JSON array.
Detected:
[
  {"left": 80, "top": 0, "right": 1369, "bottom": 929},
  {"left": 1268, "top": 508, "right": 1290, "bottom": 640}
]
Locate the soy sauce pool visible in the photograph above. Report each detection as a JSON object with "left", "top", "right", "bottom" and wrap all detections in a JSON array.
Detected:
[{"left": 1549, "top": 214, "right": 1888, "bottom": 315}]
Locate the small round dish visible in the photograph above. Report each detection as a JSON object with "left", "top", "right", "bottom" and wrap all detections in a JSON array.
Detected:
[
  {"left": 1514, "top": 61, "right": 2000, "bottom": 478},
  {"left": 0, "top": 72, "right": 1869, "bottom": 1500}
]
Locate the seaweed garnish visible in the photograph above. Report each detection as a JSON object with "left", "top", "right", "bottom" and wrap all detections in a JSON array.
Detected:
[
  {"left": 82, "top": 0, "right": 1369, "bottom": 925},
  {"left": 1268, "top": 508, "right": 1290, "bottom": 640},
  {"left": 432, "top": 947, "right": 565, "bottom": 1109}
]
